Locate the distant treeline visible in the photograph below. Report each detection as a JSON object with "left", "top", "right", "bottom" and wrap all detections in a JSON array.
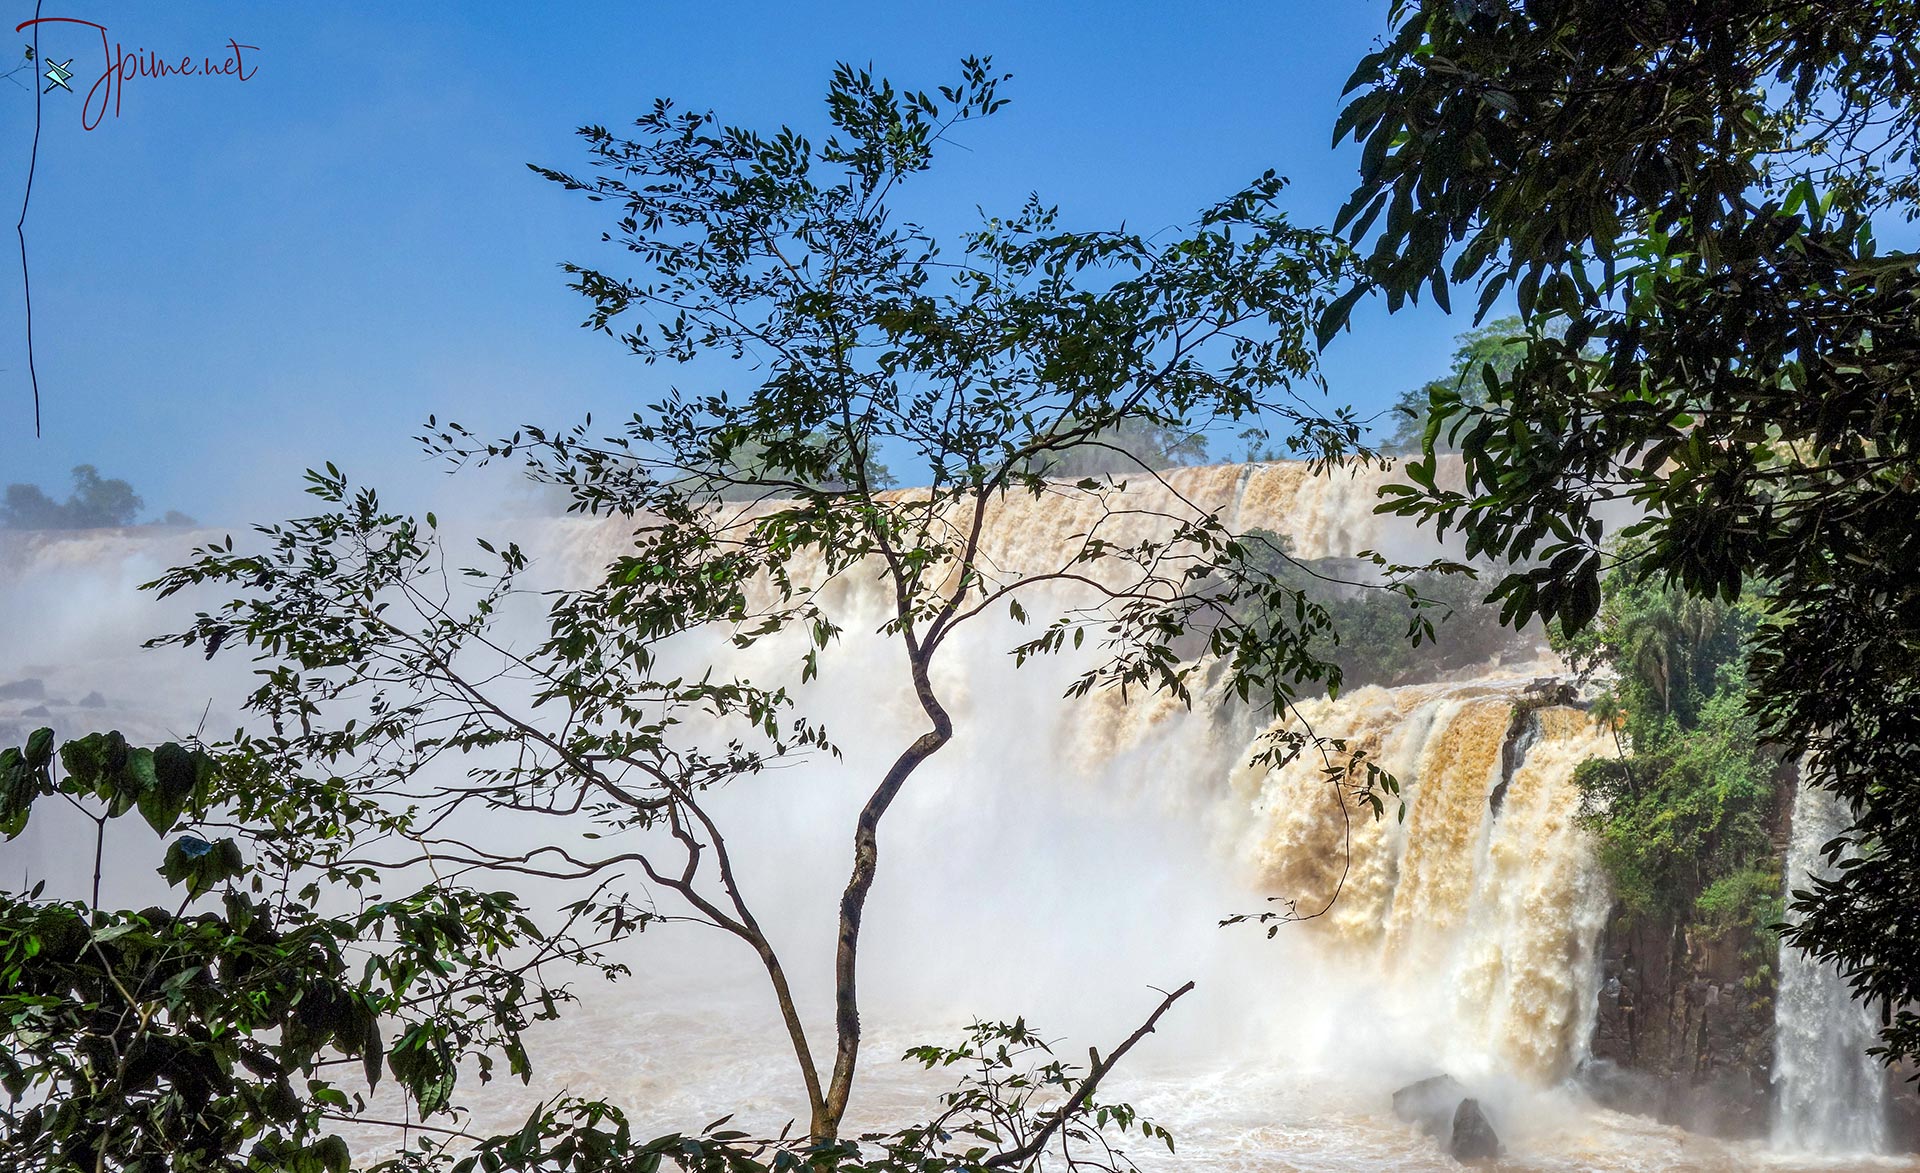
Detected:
[{"left": 1, "top": 465, "right": 194, "bottom": 530}]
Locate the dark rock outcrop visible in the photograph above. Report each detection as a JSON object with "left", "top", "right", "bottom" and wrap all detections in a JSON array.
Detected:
[
  {"left": 1393, "top": 1074, "right": 1501, "bottom": 1160},
  {"left": 1451, "top": 1097, "right": 1503, "bottom": 1163},
  {"left": 1581, "top": 762, "right": 1804, "bottom": 1142},
  {"left": 1889, "top": 1064, "right": 1920, "bottom": 1153},
  {"left": 1575, "top": 1057, "right": 1664, "bottom": 1119},
  {"left": 1491, "top": 682, "right": 1579, "bottom": 815},
  {"left": 1586, "top": 917, "right": 1778, "bottom": 1139},
  {"left": 1392, "top": 1073, "right": 1466, "bottom": 1137}
]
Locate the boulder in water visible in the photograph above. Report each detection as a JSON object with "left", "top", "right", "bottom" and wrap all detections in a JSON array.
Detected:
[
  {"left": 1392, "top": 1077, "right": 1503, "bottom": 1163},
  {"left": 1450, "top": 1097, "right": 1503, "bottom": 1163},
  {"left": 1391, "top": 1073, "right": 1466, "bottom": 1139},
  {"left": 1575, "top": 1057, "right": 1662, "bottom": 1118}
]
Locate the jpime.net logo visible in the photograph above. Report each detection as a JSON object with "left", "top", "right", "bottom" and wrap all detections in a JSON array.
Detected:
[{"left": 17, "top": 16, "right": 259, "bottom": 130}]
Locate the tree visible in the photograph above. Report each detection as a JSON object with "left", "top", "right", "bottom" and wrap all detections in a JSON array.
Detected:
[
  {"left": 1015, "top": 416, "right": 1210, "bottom": 478},
  {"left": 710, "top": 431, "right": 897, "bottom": 500},
  {"left": 0, "top": 726, "right": 1177, "bottom": 1172},
  {"left": 1379, "top": 316, "right": 1528, "bottom": 453},
  {"left": 1555, "top": 553, "right": 1776, "bottom": 927},
  {"left": 1332, "top": 0, "right": 1920, "bottom": 1065},
  {"left": 1, "top": 728, "right": 626, "bottom": 1173},
  {"left": 104, "top": 59, "right": 1416, "bottom": 1167},
  {"left": 0, "top": 466, "right": 195, "bottom": 530},
  {"left": 1239, "top": 533, "right": 1536, "bottom": 694},
  {"left": 3, "top": 465, "right": 142, "bottom": 529}
]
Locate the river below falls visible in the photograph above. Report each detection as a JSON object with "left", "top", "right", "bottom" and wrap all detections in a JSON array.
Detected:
[
  {"left": 337, "top": 991, "right": 1919, "bottom": 1173},
  {"left": 6, "top": 485, "right": 1914, "bottom": 1173}
]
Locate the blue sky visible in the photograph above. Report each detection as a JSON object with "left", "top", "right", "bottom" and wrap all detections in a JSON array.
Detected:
[{"left": 1, "top": 1, "right": 1472, "bottom": 523}]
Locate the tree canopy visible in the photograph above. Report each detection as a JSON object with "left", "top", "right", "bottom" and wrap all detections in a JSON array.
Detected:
[
  {"left": 1379, "top": 316, "right": 1528, "bottom": 454},
  {"left": 1556, "top": 552, "right": 1778, "bottom": 933},
  {"left": 1335, "top": 0, "right": 1920, "bottom": 1065}
]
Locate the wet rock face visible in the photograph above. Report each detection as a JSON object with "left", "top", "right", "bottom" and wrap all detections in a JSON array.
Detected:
[
  {"left": 1575, "top": 1057, "right": 1664, "bottom": 1119},
  {"left": 1450, "top": 1097, "right": 1503, "bottom": 1163},
  {"left": 1587, "top": 926, "right": 1778, "bottom": 1140},
  {"left": 1889, "top": 1066, "right": 1920, "bottom": 1153},
  {"left": 1580, "top": 765, "right": 1803, "bottom": 1143}
]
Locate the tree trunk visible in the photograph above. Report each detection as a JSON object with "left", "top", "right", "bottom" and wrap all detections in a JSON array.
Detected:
[{"left": 818, "top": 652, "right": 953, "bottom": 1139}]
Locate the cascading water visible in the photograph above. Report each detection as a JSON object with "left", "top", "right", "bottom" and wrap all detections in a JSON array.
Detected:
[
  {"left": 1223, "top": 682, "right": 1615, "bottom": 1085},
  {"left": 1773, "top": 781, "right": 1890, "bottom": 1153},
  {"left": 4, "top": 461, "right": 1914, "bottom": 1171}
]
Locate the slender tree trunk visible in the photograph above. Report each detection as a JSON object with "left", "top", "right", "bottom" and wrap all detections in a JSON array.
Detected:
[{"left": 818, "top": 652, "right": 953, "bottom": 1139}]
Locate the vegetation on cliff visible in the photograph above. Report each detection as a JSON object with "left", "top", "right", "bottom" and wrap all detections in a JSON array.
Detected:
[
  {"left": 1558, "top": 554, "right": 1782, "bottom": 950},
  {"left": 1240, "top": 535, "right": 1539, "bottom": 698}
]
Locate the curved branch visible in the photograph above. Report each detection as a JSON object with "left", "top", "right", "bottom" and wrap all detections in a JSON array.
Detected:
[{"left": 984, "top": 980, "right": 1195, "bottom": 1170}]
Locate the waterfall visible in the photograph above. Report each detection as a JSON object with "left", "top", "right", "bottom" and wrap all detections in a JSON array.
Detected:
[
  {"left": 0, "top": 464, "right": 1600, "bottom": 1074},
  {"left": 1772, "top": 782, "right": 1889, "bottom": 1153},
  {"left": 1228, "top": 684, "right": 1614, "bottom": 1083},
  {"left": 23, "top": 461, "right": 1903, "bottom": 1169}
]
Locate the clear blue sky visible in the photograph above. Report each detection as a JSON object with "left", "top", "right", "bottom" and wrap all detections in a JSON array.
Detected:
[{"left": 1, "top": 1, "right": 1473, "bottom": 523}]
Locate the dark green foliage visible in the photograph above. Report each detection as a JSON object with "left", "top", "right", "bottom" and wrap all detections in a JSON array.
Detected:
[
  {"left": 713, "top": 434, "right": 897, "bottom": 500},
  {"left": 1240, "top": 533, "right": 1537, "bottom": 696},
  {"left": 1016, "top": 416, "right": 1210, "bottom": 478},
  {"left": 1, "top": 729, "right": 629, "bottom": 1173},
  {"left": 1556, "top": 559, "right": 1779, "bottom": 932},
  {"left": 1335, "top": 0, "right": 1920, "bottom": 1063},
  {"left": 3, "top": 465, "right": 142, "bottom": 529},
  {"left": 1, "top": 723, "right": 1181, "bottom": 1171}
]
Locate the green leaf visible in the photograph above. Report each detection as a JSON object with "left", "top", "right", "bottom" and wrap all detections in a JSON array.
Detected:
[
  {"left": 25, "top": 727, "right": 54, "bottom": 769},
  {"left": 138, "top": 743, "right": 198, "bottom": 834},
  {"left": 362, "top": 1010, "right": 385, "bottom": 1091},
  {"left": 159, "top": 834, "right": 245, "bottom": 900},
  {"left": 1315, "top": 285, "right": 1367, "bottom": 350},
  {"left": 0, "top": 745, "right": 44, "bottom": 838},
  {"left": 61, "top": 730, "right": 129, "bottom": 793},
  {"left": 314, "top": 1135, "right": 351, "bottom": 1173}
]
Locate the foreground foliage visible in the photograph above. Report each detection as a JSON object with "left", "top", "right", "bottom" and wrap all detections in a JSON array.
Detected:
[
  {"left": 0, "top": 726, "right": 1183, "bottom": 1172},
  {"left": 0, "top": 729, "right": 629, "bottom": 1172},
  {"left": 1240, "top": 536, "right": 1537, "bottom": 697},
  {"left": 1378, "top": 317, "right": 1530, "bottom": 455},
  {"left": 1338, "top": 0, "right": 1920, "bottom": 1065}
]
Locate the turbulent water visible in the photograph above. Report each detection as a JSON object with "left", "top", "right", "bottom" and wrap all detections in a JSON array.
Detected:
[
  {"left": 1773, "top": 783, "right": 1891, "bottom": 1154},
  {"left": 2, "top": 461, "right": 1912, "bottom": 1172}
]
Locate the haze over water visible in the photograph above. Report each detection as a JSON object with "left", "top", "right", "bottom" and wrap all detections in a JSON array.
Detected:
[{"left": 2, "top": 462, "right": 1909, "bottom": 1171}]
